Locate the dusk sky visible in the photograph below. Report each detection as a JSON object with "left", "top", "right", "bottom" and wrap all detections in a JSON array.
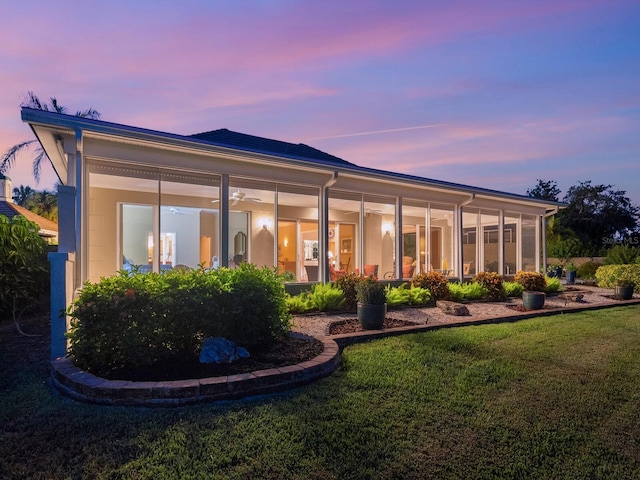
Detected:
[{"left": 1, "top": 0, "right": 639, "bottom": 203}]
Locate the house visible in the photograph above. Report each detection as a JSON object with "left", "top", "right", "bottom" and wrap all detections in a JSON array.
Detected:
[
  {"left": 0, "top": 174, "right": 58, "bottom": 242},
  {"left": 21, "top": 107, "right": 560, "bottom": 359}
]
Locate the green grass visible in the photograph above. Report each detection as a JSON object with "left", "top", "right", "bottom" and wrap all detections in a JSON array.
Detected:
[{"left": 2, "top": 306, "right": 640, "bottom": 479}]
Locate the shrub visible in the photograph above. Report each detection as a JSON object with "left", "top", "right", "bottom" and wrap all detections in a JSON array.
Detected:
[
  {"left": 461, "top": 282, "right": 489, "bottom": 300},
  {"left": 0, "top": 214, "right": 49, "bottom": 322},
  {"left": 385, "top": 284, "right": 411, "bottom": 307},
  {"left": 595, "top": 264, "right": 640, "bottom": 293},
  {"left": 514, "top": 271, "right": 547, "bottom": 292},
  {"left": 472, "top": 272, "right": 504, "bottom": 301},
  {"left": 407, "top": 286, "right": 431, "bottom": 305},
  {"left": 286, "top": 292, "right": 315, "bottom": 314},
  {"left": 335, "top": 272, "right": 362, "bottom": 310},
  {"left": 411, "top": 271, "right": 451, "bottom": 301},
  {"left": 448, "top": 282, "right": 464, "bottom": 302},
  {"left": 545, "top": 276, "right": 562, "bottom": 293},
  {"left": 67, "top": 264, "right": 291, "bottom": 374},
  {"left": 448, "top": 282, "right": 488, "bottom": 301},
  {"left": 310, "top": 283, "right": 345, "bottom": 311},
  {"left": 503, "top": 281, "right": 524, "bottom": 298},
  {"left": 355, "top": 277, "right": 386, "bottom": 305},
  {"left": 577, "top": 261, "right": 601, "bottom": 279},
  {"left": 604, "top": 245, "right": 640, "bottom": 265}
]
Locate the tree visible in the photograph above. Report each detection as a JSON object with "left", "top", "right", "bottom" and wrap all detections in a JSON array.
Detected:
[
  {"left": 0, "top": 214, "right": 49, "bottom": 333},
  {"left": 0, "top": 91, "right": 101, "bottom": 183},
  {"left": 26, "top": 189, "right": 58, "bottom": 222},
  {"left": 12, "top": 184, "right": 34, "bottom": 206},
  {"left": 11, "top": 184, "right": 58, "bottom": 221},
  {"left": 558, "top": 181, "right": 639, "bottom": 254},
  {"left": 526, "top": 179, "right": 561, "bottom": 202}
]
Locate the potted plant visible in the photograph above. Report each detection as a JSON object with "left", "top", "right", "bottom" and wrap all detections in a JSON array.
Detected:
[
  {"left": 565, "top": 262, "right": 577, "bottom": 284},
  {"left": 355, "top": 277, "right": 387, "bottom": 329},
  {"left": 614, "top": 279, "right": 636, "bottom": 301},
  {"left": 514, "top": 271, "right": 547, "bottom": 310},
  {"left": 546, "top": 263, "right": 562, "bottom": 278}
]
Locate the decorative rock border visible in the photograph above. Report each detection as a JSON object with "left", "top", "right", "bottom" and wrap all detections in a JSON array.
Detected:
[{"left": 51, "top": 333, "right": 340, "bottom": 406}]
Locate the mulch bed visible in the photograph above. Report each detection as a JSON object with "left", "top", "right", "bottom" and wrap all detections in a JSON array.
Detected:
[
  {"left": 327, "top": 317, "right": 419, "bottom": 335},
  {"left": 98, "top": 336, "right": 325, "bottom": 382}
]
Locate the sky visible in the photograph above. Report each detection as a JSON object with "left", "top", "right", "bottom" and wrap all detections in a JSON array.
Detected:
[{"left": 1, "top": 0, "right": 639, "bottom": 204}]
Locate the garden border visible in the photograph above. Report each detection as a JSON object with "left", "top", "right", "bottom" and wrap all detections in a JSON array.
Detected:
[
  {"left": 51, "top": 298, "right": 640, "bottom": 406},
  {"left": 51, "top": 333, "right": 340, "bottom": 406}
]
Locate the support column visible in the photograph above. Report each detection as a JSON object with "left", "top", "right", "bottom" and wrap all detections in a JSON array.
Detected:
[
  {"left": 50, "top": 184, "right": 77, "bottom": 359},
  {"left": 48, "top": 252, "right": 75, "bottom": 359}
]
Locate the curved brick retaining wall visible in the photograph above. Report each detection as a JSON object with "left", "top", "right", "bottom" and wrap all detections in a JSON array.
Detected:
[{"left": 52, "top": 334, "right": 340, "bottom": 406}]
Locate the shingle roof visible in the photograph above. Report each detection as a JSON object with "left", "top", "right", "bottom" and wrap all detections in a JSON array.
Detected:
[
  {"left": 0, "top": 201, "right": 58, "bottom": 236},
  {"left": 190, "top": 128, "right": 353, "bottom": 166}
]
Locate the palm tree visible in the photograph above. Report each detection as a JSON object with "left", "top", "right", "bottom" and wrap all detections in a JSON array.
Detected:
[
  {"left": 26, "top": 189, "right": 58, "bottom": 222},
  {"left": 12, "top": 184, "right": 34, "bottom": 206},
  {"left": 0, "top": 92, "right": 101, "bottom": 183}
]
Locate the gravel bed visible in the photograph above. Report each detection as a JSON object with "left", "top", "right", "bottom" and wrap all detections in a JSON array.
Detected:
[{"left": 291, "top": 285, "right": 627, "bottom": 338}]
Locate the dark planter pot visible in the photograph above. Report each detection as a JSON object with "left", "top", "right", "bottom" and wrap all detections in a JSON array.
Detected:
[
  {"left": 614, "top": 285, "right": 634, "bottom": 301},
  {"left": 566, "top": 271, "right": 576, "bottom": 284},
  {"left": 357, "top": 302, "right": 387, "bottom": 330},
  {"left": 555, "top": 267, "right": 563, "bottom": 278},
  {"left": 522, "top": 291, "right": 546, "bottom": 310}
]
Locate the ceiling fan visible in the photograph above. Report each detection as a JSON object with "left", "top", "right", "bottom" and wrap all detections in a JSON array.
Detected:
[
  {"left": 164, "top": 207, "right": 195, "bottom": 215},
  {"left": 211, "top": 189, "right": 262, "bottom": 206}
]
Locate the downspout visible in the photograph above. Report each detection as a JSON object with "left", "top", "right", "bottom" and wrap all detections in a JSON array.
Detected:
[
  {"left": 321, "top": 172, "right": 338, "bottom": 282},
  {"left": 457, "top": 194, "right": 475, "bottom": 281},
  {"left": 542, "top": 206, "right": 559, "bottom": 274},
  {"left": 75, "top": 129, "right": 85, "bottom": 287}
]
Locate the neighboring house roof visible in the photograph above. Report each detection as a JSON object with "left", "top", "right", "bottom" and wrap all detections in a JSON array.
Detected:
[
  {"left": 0, "top": 201, "right": 58, "bottom": 238},
  {"left": 190, "top": 129, "right": 353, "bottom": 167}
]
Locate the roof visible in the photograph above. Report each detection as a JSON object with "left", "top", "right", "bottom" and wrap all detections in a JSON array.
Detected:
[
  {"left": 190, "top": 128, "right": 353, "bottom": 166},
  {"left": 0, "top": 201, "right": 58, "bottom": 237},
  {"left": 21, "top": 108, "right": 564, "bottom": 211}
]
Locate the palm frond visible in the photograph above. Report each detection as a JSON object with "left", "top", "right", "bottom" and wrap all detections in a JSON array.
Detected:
[
  {"left": 50, "top": 97, "right": 68, "bottom": 114},
  {"left": 21, "top": 91, "right": 43, "bottom": 110},
  {"left": 0, "top": 140, "right": 37, "bottom": 174},
  {"left": 76, "top": 107, "right": 101, "bottom": 119},
  {"left": 31, "top": 148, "right": 47, "bottom": 184}
]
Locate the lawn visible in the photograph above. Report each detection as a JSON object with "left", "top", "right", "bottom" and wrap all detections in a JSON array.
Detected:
[{"left": 2, "top": 306, "right": 640, "bottom": 479}]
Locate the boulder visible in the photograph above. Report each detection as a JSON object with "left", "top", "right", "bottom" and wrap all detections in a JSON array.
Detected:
[
  {"left": 436, "top": 300, "right": 470, "bottom": 316},
  {"left": 199, "top": 337, "right": 250, "bottom": 364},
  {"left": 557, "top": 292, "right": 584, "bottom": 302}
]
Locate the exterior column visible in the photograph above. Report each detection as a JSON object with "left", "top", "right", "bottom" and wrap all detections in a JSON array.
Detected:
[
  {"left": 395, "top": 198, "right": 402, "bottom": 279},
  {"left": 48, "top": 252, "right": 75, "bottom": 359},
  {"left": 50, "top": 184, "right": 77, "bottom": 359},
  {"left": 220, "top": 175, "right": 229, "bottom": 267}
]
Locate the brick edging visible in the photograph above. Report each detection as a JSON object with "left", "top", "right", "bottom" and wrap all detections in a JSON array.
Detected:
[
  {"left": 329, "top": 298, "right": 640, "bottom": 348},
  {"left": 51, "top": 299, "right": 639, "bottom": 406},
  {"left": 51, "top": 333, "right": 340, "bottom": 406}
]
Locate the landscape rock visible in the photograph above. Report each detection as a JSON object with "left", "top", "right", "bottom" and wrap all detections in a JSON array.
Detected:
[
  {"left": 436, "top": 300, "right": 470, "bottom": 316},
  {"left": 199, "top": 337, "right": 250, "bottom": 364},
  {"left": 557, "top": 292, "right": 584, "bottom": 302}
]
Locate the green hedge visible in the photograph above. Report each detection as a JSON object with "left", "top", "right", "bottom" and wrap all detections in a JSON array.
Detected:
[
  {"left": 67, "top": 264, "right": 291, "bottom": 374},
  {"left": 595, "top": 265, "right": 640, "bottom": 292}
]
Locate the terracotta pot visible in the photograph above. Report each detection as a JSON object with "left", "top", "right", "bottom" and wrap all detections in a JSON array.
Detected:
[
  {"left": 357, "top": 302, "right": 386, "bottom": 330},
  {"left": 522, "top": 291, "right": 545, "bottom": 310}
]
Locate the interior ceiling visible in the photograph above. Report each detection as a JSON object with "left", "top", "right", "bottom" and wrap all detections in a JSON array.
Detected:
[{"left": 90, "top": 172, "right": 461, "bottom": 217}]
